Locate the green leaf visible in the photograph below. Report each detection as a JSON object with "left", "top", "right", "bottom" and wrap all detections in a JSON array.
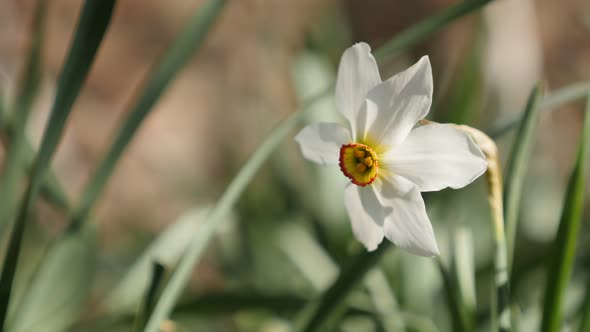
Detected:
[
  {"left": 276, "top": 222, "right": 338, "bottom": 291},
  {"left": 440, "top": 25, "right": 484, "bottom": 125},
  {"left": 292, "top": 243, "right": 392, "bottom": 332},
  {"left": 452, "top": 228, "right": 476, "bottom": 325},
  {"left": 365, "top": 269, "right": 405, "bottom": 332},
  {"left": 0, "top": 0, "right": 45, "bottom": 232},
  {"left": 7, "top": 224, "right": 97, "bottom": 332},
  {"left": 372, "top": 0, "right": 493, "bottom": 61},
  {"left": 503, "top": 84, "right": 543, "bottom": 273},
  {"left": 489, "top": 81, "right": 590, "bottom": 139},
  {"left": 132, "top": 262, "right": 166, "bottom": 332},
  {"left": 437, "top": 260, "right": 471, "bottom": 332},
  {"left": 68, "top": 0, "right": 227, "bottom": 232},
  {"left": 104, "top": 207, "right": 221, "bottom": 315},
  {"left": 0, "top": 0, "right": 115, "bottom": 328},
  {"left": 580, "top": 278, "right": 590, "bottom": 332},
  {"left": 541, "top": 93, "right": 590, "bottom": 332}
]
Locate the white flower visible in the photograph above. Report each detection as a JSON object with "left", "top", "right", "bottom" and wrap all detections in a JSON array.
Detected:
[{"left": 295, "top": 43, "right": 487, "bottom": 256}]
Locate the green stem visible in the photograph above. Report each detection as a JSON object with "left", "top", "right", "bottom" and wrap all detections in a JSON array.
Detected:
[{"left": 541, "top": 93, "right": 590, "bottom": 332}]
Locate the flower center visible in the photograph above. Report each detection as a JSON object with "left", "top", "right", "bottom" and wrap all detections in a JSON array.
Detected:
[{"left": 339, "top": 143, "right": 379, "bottom": 186}]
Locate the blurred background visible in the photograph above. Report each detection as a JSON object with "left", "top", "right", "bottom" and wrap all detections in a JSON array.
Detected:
[{"left": 0, "top": 0, "right": 589, "bottom": 331}]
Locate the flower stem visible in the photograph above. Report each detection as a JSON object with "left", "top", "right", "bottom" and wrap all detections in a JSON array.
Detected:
[{"left": 455, "top": 125, "right": 511, "bottom": 332}]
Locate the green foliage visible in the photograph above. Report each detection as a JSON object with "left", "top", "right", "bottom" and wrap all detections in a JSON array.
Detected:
[
  {"left": 0, "top": 0, "right": 116, "bottom": 328},
  {"left": 504, "top": 84, "right": 543, "bottom": 272},
  {"left": 541, "top": 94, "right": 590, "bottom": 332},
  {"left": 8, "top": 225, "right": 97, "bottom": 332}
]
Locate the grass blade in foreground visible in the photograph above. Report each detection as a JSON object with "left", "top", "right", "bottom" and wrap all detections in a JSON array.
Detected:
[
  {"left": 0, "top": 0, "right": 45, "bottom": 232},
  {"left": 8, "top": 225, "right": 97, "bottom": 332},
  {"left": 581, "top": 279, "right": 590, "bottom": 332},
  {"left": 503, "top": 84, "right": 542, "bottom": 273},
  {"left": 541, "top": 94, "right": 590, "bottom": 332},
  {"left": 437, "top": 260, "right": 470, "bottom": 332},
  {"left": 0, "top": 0, "right": 116, "bottom": 328},
  {"left": 489, "top": 81, "right": 590, "bottom": 139},
  {"left": 142, "top": 1, "right": 497, "bottom": 330},
  {"left": 132, "top": 263, "right": 166, "bottom": 332},
  {"left": 68, "top": 0, "right": 227, "bottom": 232},
  {"left": 293, "top": 243, "right": 392, "bottom": 332}
]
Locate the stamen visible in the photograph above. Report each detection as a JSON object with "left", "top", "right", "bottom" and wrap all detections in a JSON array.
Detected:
[{"left": 339, "top": 143, "right": 379, "bottom": 186}]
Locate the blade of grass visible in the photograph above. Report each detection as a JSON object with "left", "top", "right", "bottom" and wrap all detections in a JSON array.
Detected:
[
  {"left": 437, "top": 260, "right": 471, "bottom": 332},
  {"left": 0, "top": 0, "right": 116, "bottom": 328},
  {"left": 452, "top": 228, "right": 477, "bottom": 331},
  {"left": 8, "top": 224, "right": 97, "bottom": 332},
  {"left": 104, "top": 207, "right": 222, "bottom": 315},
  {"left": 0, "top": 0, "right": 45, "bottom": 231},
  {"left": 292, "top": 243, "right": 392, "bottom": 332},
  {"left": 541, "top": 93, "right": 590, "bottom": 332},
  {"left": 143, "top": 1, "right": 497, "bottom": 330},
  {"left": 503, "top": 84, "right": 542, "bottom": 274},
  {"left": 580, "top": 279, "right": 590, "bottom": 332},
  {"left": 132, "top": 263, "right": 166, "bottom": 332},
  {"left": 439, "top": 23, "right": 484, "bottom": 125},
  {"left": 68, "top": 0, "right": 227, "bottom": 232},
  {"left": 0, "top": 119, "right": 70, "bottom": 213},
  {"left": 372, "top": 0, "right": 493, "bottom": 61},
  {"left": 365, "top": 269, "right": 405, "bottom": 332},
  {"left": 489, "top": 82, "right": 590, "bottom": 139}
]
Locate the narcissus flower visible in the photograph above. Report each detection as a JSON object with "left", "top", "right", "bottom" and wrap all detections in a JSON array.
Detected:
[{"left": 295, "top": 43, "right": 487, "bottom": 256}]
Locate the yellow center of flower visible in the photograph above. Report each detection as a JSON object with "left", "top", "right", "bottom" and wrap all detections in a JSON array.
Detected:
[{"left": 339, "top": 143, "right": 379, "bottom": 186}]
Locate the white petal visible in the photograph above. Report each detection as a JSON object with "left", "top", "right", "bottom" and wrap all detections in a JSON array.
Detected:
[
  {"left": 295, "top": 123, "right": 351, "bottom": 165},
  {"left": 383, "top": 123, "right": 487, "bottom": 192},
  {"left": 362, "top": 56, "right": 433, "bottom": 146},
  {"left": 344, "top": 184, "right": 384, "bottom": 251},
  {"left": 335, "top": 42, "right": 381, "bottom": 139},
  {"left": 376, "top": 175, "right": 439, "bottom": 256}
]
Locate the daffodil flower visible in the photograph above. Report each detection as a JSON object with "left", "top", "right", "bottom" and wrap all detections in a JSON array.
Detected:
[{"left": 295, "top": 43, "right": 487, "bottom": 256}]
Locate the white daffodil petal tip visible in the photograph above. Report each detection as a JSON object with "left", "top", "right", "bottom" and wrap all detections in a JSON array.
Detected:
[
  {"left": 363, "top": 55, "right": 433, "bottom": 146},
  {"left": 344, "top": 184, "right": 384, "bottom": 251},
  {"left": 376, "top": 176, "right": 440, "bottom": 257},
  {"left": 335, "top": 42, "right": 381, "bottom": 137}
]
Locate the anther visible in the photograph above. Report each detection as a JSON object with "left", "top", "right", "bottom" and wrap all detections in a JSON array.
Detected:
[
  {"left": 354, "top": 149, "right": 366, "bottom": 159},
  {"left": 364, "top": 157, "right": 373, "bottom": 167},
  {"left": 356, "top": 163, "right": 367, "bottom": 173}
]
